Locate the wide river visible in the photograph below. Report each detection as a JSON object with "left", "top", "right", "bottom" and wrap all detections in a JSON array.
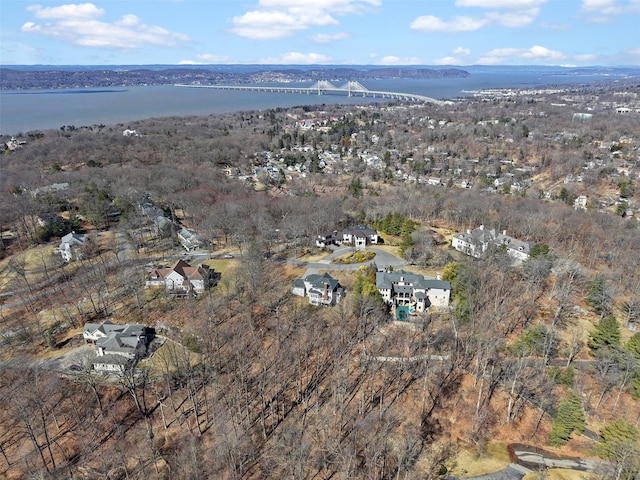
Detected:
[{"left": 0, "top": 71, "right": 618, "bottom": 135}]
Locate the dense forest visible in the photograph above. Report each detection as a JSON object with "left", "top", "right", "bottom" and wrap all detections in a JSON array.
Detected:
[{"left": 1, "top": 81, "right": 640, "bottom": 479}]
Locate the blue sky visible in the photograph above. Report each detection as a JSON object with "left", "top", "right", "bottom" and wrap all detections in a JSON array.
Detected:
[{"left": 1, "top": 0, "right": 639, "bottom": 66}]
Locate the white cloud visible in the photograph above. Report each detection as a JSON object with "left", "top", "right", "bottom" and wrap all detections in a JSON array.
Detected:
[
  {"left": 26, "top": 3, "right": 105, "bottom": 20},
  {"left": 456, "top": 0, "right": 546, "bottom": 7},
  {"left": 260, "top": 51, "right": 332, "bottom": 64},
  {"left": 373, "top": 55, "right": 423, "bottom": 65},
  {"left": 574, "top": 53, "right": 597, "bottom": 62},
  {"left": 478, "top": 45, "right": 566, "bottom": 64},
  {"left": 411, "top": 15, "right": 488, "bottom": 32},
  {"left": 432, "top": 56, "right": 463, "bottom": 65},
  {"left": 412, "top": 0, "right": 544, "bottom": 33},
  {"left": 487, "top": 8, "right": 540, "bottom": 27},
  {"left": 230, "top": 0, "right": 380, "bottom": 40},
  {"left": 581, "top": 0, "right": 640, "bottom": 15},
  {"left": 311, "top": 32, "right": 349, "bottom": 43},
  {"left": 179, "top": 54, "right": 232, "bottom": 64},
  {"left": 453, "top": 47, "right": 472, "bottom": 56},
  {"left": 22, "top": 3, "right": 189, "bottom": 49}
]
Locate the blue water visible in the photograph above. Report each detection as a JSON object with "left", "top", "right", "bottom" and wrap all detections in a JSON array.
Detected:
[{"left": 0, "top": 70, "right": 621, "bottom": 135}]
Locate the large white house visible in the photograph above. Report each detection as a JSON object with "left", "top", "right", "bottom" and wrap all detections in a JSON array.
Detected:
[
  {"left": 83, "top": 320, "right": 151, "bottom": 372},
  {"left": 145, "top": 260, "right": 215, "bottom": 296},
  {"left": 292, "top": 272, "right": 344, "bottom": 306},
  {"left": 376, "top": 270, "right": 451, "bottom": 312},
  {"left": 57, "top": 231, "right": 86, "bottom": 262},
  {"left": 451, "top": 225, "right": 534, "bottom": 263},
  {"left": 316, "top": 225, "right": 379, "bottom": 250}
]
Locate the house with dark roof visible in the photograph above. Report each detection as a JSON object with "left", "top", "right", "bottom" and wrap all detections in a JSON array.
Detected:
[
  {"left": 145, "top": 259, "right": 215, "bottom": 296},
  {"left": 292, "top": 272, "right": 344, "bottom": 306},
  {"left": 376, "top": 270, "right": 451, "bottom": 312},
  {"left": 451, "top": 225, "right": 534, "bottom": 263},
  {"left": 338, "top": 225, "right": 379, "bottom": 250},
  {"left": 83, "top": 320, "right": 152, "bottom": 372}
]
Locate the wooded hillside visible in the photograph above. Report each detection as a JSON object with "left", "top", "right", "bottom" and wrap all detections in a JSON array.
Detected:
[{"left": 1, "top": 81, "right": 639, "bottom": 479}]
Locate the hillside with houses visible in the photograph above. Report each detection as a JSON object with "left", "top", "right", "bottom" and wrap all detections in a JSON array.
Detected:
[{"left": 0, "top": 77, "right": 640, "bottom": 479}]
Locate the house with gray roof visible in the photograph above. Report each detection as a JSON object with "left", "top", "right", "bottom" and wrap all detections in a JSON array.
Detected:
[
  {"left": 451, "top": 225, "right": 534, "bottom": 264},
  {"left": 177, "top": 228, "right": 201, "bottom": 251},
  {"left": 146, "top": 259, "right": 215, "bottom": 296},
  {"left": 376, "top": 270, "right": 451, "bottom": 312},
  {"left": 57, "top": 231, "right": 86, "bottom": 262},
  {"left": 83, "top": 320, "right": 151, "bottom": 372},
  {"left": 337, "top": 225, "right": 379, "bottom": 250},
  {"left": 292, "top": 272, "right": 344, "bottom": 306}
]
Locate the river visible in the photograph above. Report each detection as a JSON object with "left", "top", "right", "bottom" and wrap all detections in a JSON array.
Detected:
[{"left": 0, "top": 70, "right": 620, "bottom": 135}]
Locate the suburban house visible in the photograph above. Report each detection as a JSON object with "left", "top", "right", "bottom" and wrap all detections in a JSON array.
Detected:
[
  {"left": 57, "top": 231, "right": 86, "bottom": 262},
  {"left": 292, "top": 272, "right": 344, "bottom": 306},
  {"left": 316, "top": 230, "right": 338, "bottom": 248},
  {"left": 145, "top": 259, "right": 215, "bottom": 296},
  {"left": 376, "top": 270, "right": 451, "bottom": 312},
  {"left": 177, "top": 228, "right": 201, "bottom": 251},
  {"left": 451, "top": 225, "right": 534, "bottom": 263},
  {"left": 316, "top": 225, "right": 379, "bottom": 250},
  {"left": 36, "top": 212, "right": 64, "bottom": 227},
  {"left": 339, "top": 225, "right": 379, "bottom": 249},
  {"left": 83, "top": 320, "right": 152, "bottom": 372}
]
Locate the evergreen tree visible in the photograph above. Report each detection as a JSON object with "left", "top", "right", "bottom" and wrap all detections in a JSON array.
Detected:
[
  {"left": 548, "top": 390, "right": 585, "bottom": 447},
  {"left": 586, "top": 273, "right": 612, "bottom": 317},
  {"left": 594, "top": 419, "right": 640, "bottom": 480},
  {"left": 625, "top": 332, "right": 640, "bottom": 360},
  {"left": 588, "top": 314, "right": 622, "bottom": 352},
  {"left": 510, "top": 324, "right": 558, "bottom": 358}
]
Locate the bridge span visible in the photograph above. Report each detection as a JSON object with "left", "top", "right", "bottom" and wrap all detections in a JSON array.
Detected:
[{"left": 175, "top": 80, "right": 447, "bottom": 105}]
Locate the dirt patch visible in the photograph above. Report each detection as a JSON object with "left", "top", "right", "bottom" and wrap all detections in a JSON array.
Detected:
[{"left": 447, "top": 442, "right": 511, "bottom": 477}]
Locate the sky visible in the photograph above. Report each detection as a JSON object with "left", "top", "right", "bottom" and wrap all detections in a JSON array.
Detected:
[{"left": 1, "top": 0, "right": 639, "bottom": 66}]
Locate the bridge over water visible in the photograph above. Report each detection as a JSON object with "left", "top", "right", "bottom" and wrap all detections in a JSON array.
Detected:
[{"left": 175, "top": 80, "right": 447, "bottom": 105}]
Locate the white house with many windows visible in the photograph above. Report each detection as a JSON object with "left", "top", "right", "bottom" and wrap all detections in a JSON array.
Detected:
[
  {"left": 145, "top": 260, "right": 215, "bottom": 296},
  {"left": 83, "top": 320, "right": 151, "bottom": 372},
  {"left": 451, "top": 225, "right": 534, "bottom": 263},
  {"left": 292, "top": 272, "right": 344, "bottom": 306},
  {"left": 376, "top": 270, "right": 450, "bottom": 312}
]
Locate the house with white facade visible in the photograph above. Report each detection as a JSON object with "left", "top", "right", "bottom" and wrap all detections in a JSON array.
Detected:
[
  {"left": 451, "top": 225, "right": 534, "bottom": 263},
  {"left": 292, "top": 272, "right": 344, "bottom": 306},
  {"left": 338, "top": 225, "right": 379, "bottom": 250},
  {"left": 376, "top": 270, "right": 450, "bottom": 313},
  {"left": 57, "top": 231, "right": 86, "bottom": 262},
  {"left": 83, "top": 320, "right": 151, "bottom": 372},
  {"left": 177, "top": 228, "right": 201, "bottom": 251},
  {"left": 145, "top": 260, "right": 215, "bottom": 296}
]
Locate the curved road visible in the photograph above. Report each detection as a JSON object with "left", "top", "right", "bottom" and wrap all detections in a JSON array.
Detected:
[{"left": 297, "top": 246, "right": 407, "bottom": 276}]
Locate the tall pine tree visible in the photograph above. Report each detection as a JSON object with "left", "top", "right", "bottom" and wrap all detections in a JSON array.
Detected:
[
  {"left": 588, "top": 314, "right": 621, "bottom": 352},
  {"left": 548, "top": 390, "right": 586, "bottom": 447}
]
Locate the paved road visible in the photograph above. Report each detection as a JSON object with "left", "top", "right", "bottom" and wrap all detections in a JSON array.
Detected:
[
  {"left": 447, "top": 463, "right": 531, "bottom": 480},
  {"left": 299, "top": 246, "right": 407, "bottom": 276},
  {"left": 513, "top": 448, "right": 604, "bottom": 472}
]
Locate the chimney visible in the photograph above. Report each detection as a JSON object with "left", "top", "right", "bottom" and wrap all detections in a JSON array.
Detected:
[
  {"left": 479, "top": 225, "right": 484, "bottom": 230},
  {"left": 436, "top": 272, "right": 441, "bottom": 280},
  {"left": 323, "top": 283, "right": 329, "bottom": 301}
]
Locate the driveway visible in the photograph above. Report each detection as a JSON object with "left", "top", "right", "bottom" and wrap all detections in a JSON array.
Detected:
[
  {"left": 447, "top": 464, "right": 531, "bottom": 480},
  {"left": 302, "top": 247, "right": 407, "bottom": 276}
]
